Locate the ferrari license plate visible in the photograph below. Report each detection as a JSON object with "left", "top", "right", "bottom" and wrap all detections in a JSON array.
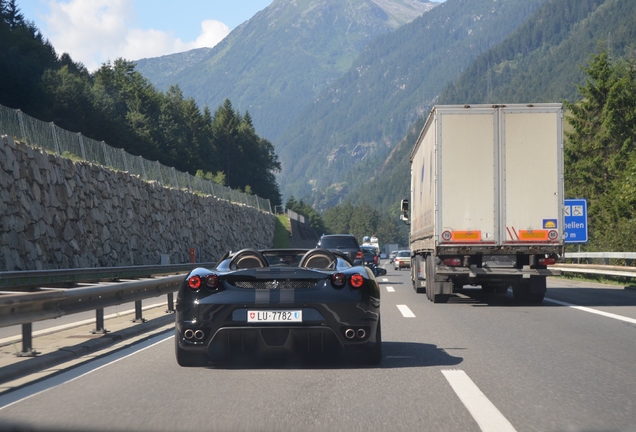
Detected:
[{"left": 247, "top": 310, "right": 302, "bottom": 322}]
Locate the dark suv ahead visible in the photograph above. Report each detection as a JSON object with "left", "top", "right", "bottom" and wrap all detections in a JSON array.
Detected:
[{"left": 317, "top": 234, "right": 363, "bottom": 265}]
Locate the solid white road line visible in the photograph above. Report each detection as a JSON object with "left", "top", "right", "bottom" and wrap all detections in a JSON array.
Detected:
[
  {"left": 396, "top": 304, "right": 415, "bottom": 317},
  {"left": 545, "top": 297, "right": 636, "bottom": 325},
  {"left": 442, "top": 370, "right": 517, "bottom": 432},
  {"left": 0, "top": 332, "right": 173, "bottom": 410},
  {"left": 386, "top": 286, "right": 395, "bottom": 292}
]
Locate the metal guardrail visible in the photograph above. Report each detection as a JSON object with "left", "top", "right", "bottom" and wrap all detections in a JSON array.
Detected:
[
  {"left": 0, "top": 263, "right": 215, "bottom": 356},
  {"left": 0, "top": 263, "right": 214, "bottom": 290},
  {"left": 558, "top": 252, "right": 636, "bottom": 278}
]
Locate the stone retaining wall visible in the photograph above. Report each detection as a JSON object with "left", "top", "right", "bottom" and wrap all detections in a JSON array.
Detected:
[{"left": 0, "top": 135, "right": 275, "bottom": 271}]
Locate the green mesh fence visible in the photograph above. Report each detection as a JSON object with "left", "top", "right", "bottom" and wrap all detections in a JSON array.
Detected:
[{"left": 0, "top": 104, "right": 272, "bottom": 213}]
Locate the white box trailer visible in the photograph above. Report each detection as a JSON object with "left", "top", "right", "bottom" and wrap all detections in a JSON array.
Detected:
[{"left": 400, "top": 104, "right": 564, "bottom": 304}]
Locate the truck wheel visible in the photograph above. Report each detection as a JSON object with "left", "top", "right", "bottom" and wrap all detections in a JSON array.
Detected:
[
  {"left": 425, "top": 255, "right": 435, "bottom": 301},
  {"left": 528, "top": 292, "right": 545, "bottom": 304},
  {"left": 413, "top": 256, "right": 426, "bottom": 293},
  {"left": 481, "top": 284, "right": 495, "bottom": 294},
  {"left": 433, "top": 293, "right": 450, "bottom": 303},
  {"left": 512, "top": 282, "right": 529, "bottom": 303},
  {"left": 514, "top": 277, "right": 547, "bottom": 304}
]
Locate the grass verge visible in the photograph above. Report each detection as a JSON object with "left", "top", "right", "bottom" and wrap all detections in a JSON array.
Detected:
[{"left": 273, "top": 215, "right": 291, "bottom": 248}]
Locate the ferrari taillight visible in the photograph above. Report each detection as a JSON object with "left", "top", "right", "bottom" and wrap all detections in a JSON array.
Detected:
[
  {"left": 350, "top": 274, "right": 364, "bottom": 289},
  {"left": 187, "top": 275, "right": 202, "bottom": 290},
  {"left": 332, "top": 273, "right": 347, "bottom": 288},
  {"left": 205, "top": 274, "right": 219, "bottom": 289}
]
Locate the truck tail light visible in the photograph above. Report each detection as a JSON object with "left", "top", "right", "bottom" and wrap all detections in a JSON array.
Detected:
[
  {"left": 443, "top": 258, "right": 462, "bottom": 266},
  {"left": 356, "top": 251, "right": 363, "bottom": 261},
  {"left": 538, "top": 257, "right": 556, "bottom": 265}
]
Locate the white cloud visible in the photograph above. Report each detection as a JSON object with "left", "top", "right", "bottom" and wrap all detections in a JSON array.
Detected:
[{"left": 43, "top": 0, "right": 230, "bottom": 71}]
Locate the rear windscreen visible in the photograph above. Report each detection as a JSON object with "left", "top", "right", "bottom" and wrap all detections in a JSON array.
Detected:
[{"left": 321, "top": 237, "right": 357, "bottom": 248}]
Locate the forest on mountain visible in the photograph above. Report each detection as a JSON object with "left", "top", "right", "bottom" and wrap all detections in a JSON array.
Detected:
[
  {"left": 275, "top": 0, "right": 550, "bottom": 209},
  {"left": 0, "top": 0, "right": 282, "bottom": 205},
  {"left": 343, "top": 0, "right": 636, "bottom": 248}
]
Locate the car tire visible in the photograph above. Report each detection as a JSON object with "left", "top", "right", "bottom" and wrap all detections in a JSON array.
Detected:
[
  {"left": 175, "top": 332, "right": 209, "bottom": 367},
  {"left": 365, "top": 321, "right": 382, "bottom": 365}
]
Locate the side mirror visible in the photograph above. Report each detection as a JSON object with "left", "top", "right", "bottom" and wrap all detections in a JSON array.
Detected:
[
  {"left": 375, "top": 267, "right": 387, "bottom": 277},
  {"left": 400, "top": 198, "right": 410, "bottom": 224},
  {"left": 401, "top": 198, "right": 409, "bottom": 213}
]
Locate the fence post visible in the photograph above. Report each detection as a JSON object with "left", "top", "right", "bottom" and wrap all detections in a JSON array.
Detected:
[
  {"left": 50, "top": 122, "right": 61, "bottom": 154},
  {"left": 122, "top": 148, "right": 129, "bottom": 172},
  {"left": 16, "top": 323, "right": 39, "bottom": 357},
  {"left": 78, "top": 133, "right": 86, "bottom": 160},
  {"left": 171, "top": 167, "right": 179, "bottom": 189},
  {"left": 102, "top": 141, "right": 112, "bottom": 167},
  {"left": 139, "top": 155, "right": 147, "bottom": 179},
  {"left": 17, "top": 109, "right": 26, "bottom": 143},
  {"left": 157, "top": 160, "right": 164, "bottom": 185},
  {"left": 91, "top": 308, "right": 109, "bottom": 334},
  {"left": 132, "top": 300, "right": 146, "bottom": 323}
]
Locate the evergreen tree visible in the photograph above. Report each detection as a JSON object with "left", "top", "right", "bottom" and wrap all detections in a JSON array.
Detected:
[{"left": 565, "top": 49, "right": 636, "bottom": 250}]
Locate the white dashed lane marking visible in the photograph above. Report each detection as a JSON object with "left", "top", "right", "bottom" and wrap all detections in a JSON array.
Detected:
[
  {"left": 386, "top": 286, "right": 395, "bottom": 292},
  {"left": 545, "top": 297, "right": 636, "bottom": 325},
  {"left": 396, "top": 304, "right": 415, "bottom": 317},
  {"left": 442, "top": 369, "right": 517, "bottom": 432}
]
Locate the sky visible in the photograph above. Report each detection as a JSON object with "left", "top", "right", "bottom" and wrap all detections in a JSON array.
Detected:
[
  {"left": 16, "top": 0, "right": 445, "bottom": 72},
  {"left": 16, "top": 0, "right": 275, "bottom": 71}
]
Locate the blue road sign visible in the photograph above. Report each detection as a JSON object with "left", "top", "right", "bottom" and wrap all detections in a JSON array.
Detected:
[{"left": 564, "top": 199, "right": 588, "bottom": 243}]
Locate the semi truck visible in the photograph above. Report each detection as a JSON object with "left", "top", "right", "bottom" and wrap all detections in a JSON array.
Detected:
[{"left": 400, "top": 104, "right": 564, "bottom": 304}]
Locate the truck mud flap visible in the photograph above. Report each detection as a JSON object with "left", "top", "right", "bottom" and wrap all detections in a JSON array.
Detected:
[{"left": 412, "top": 255, "right": 426, "bottom": 293}]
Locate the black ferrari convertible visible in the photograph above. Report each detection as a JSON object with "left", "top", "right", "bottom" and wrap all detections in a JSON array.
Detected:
[{"left": 175, "top": 248, "right": 384, "bottom": 367}]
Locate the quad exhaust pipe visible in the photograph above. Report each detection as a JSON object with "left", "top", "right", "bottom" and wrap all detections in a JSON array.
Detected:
[
  {"left": 344, "top": 327, "right": 367, "bottom": 340},
  {"left": 183, "top": 329, "right": 205, "bottom": 341}
]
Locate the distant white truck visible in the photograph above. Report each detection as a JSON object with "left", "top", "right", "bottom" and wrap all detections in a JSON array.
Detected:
[
  {"left": 361, "top": 235, "right": 380, "bottom": 255},
  {"left": 400, "top": 104, "right": 564, "bottom": 304}
]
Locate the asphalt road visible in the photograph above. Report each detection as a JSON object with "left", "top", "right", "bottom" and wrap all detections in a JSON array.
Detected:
[{"left": 1, "top": 263, "right": 635, "bottom": 432}]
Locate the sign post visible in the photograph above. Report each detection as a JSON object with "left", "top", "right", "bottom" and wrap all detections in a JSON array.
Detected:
[{"left": 564, "top": 199, "right": 588, "bottom": 243}]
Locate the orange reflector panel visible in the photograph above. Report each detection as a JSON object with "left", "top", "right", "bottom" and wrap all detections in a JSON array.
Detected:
[
  {"left": 518, "top": 230, "right": 549, "bottom": 240},
  {"left": 450, "top": 231, "right": 482, "bottom": 242}
]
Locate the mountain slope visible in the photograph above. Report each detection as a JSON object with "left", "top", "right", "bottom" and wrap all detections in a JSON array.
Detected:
[
  {"left": 276, "top": 0, "right": 550, "bottom": 208},
  {"left": 350, "top": 0, "right": 636, "bottom": 218},
  {"left": 135, "top": 0, "right": 438, "bottom": 141},
  {"left": 439, "top": 0, "right": 636, "bottom": 104}
]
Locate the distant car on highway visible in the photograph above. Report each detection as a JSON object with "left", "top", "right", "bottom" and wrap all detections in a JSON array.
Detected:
[
  {"left": 388, "top": 251, "right": 398, "bottom": 263},
  {"left": 317, "top": 234, "right": 363, "bottom": 265},
  {"left": 394, "top": 250, "right": 411, "bottom": 270},
  {"left": 175, "top": 248, "right": 383, "bottom": 367},
  {"left": 361, "top": 246, "right": 379, "bottom": 266}
]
